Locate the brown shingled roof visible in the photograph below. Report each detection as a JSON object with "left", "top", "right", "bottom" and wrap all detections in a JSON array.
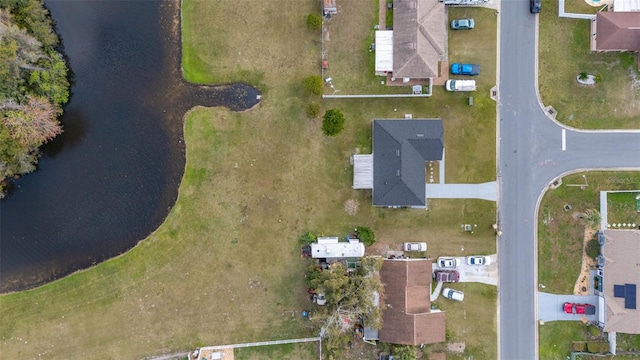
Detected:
[
  {"left": 602, "top": 230, "right": 640, "bottom": 334},
  {"left": 379, "top": 259, "right": 446, "bottom": 345},
  {"left": 393, "top": 0, "right": 446, "bottom": 78},
  {"left": 595, "top": 12, "right": 640, "bottom": 51}
]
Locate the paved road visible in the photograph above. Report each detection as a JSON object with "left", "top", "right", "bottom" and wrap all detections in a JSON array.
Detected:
[{"left": 497, "top": 1, "right": 640, "bottom": 359}]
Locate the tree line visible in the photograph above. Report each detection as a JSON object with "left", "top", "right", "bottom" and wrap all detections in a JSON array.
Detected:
[{"left": 0, "top": 0, "right": 69, "bottom": 197}]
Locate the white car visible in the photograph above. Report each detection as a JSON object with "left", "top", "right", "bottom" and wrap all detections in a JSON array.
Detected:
[
  {"left": 315, "top": 293, "right": 327, "bottom": 306},
  {"left": 466, "top": 255, "right": 491, "bottom": 265},
  {"left": 442, "top": 287, "right": 464, "bottom": 301},
  {"left": 404, "top": 242, "right": 427, "bottom": 251},
  {"left": 437, "top": 257, "right": 460, "bottom": 268}
]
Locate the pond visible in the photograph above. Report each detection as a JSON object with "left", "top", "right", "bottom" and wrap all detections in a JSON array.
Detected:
[{"left": 0, "top": 0, "right": 260, "bottom": 292}]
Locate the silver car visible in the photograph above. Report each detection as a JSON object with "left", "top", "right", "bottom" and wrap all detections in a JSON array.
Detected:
[{"left": 437, "top": 257, "right": 460, "bottom": 268}]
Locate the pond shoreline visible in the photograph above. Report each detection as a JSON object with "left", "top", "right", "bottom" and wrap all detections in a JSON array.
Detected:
[{"left": 0, "top": 0, "right": 260, "bottom": 293}]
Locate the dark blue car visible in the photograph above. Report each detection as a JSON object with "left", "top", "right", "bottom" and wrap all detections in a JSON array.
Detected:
[{"left": 450, "top": 63, "right": 480, "bottom": 76}]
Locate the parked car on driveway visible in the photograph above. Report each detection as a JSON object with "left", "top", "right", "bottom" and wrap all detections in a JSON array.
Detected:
[
  {"left": 467, "top": 255, "right": 491, "bottom": 265},
  {"left": 442, "top": 287, "right": 464, "bottom": 301},
  {"left": 437, "top": 257, "right": 460, "bottom": 268},
  {"left": 450, "top": 18, "right": 474, "bottom": 30},
  {"left": 563, "top": 302, "right": 595, "bottom": 315},
  {"left": 450, "top": 63, "right": 480, "bottom": 76},
  {"left": 404, "top": 242, "right": 427, "bottom": 251},
  {"left": 434, "top": 270, "right": 460, "bottom": 282}
]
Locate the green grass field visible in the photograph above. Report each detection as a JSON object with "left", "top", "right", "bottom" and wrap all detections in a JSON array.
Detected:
[
  {"left": 234, "top": 342, "right": 318, "bottom": 360},
  {"left": 606, "top": 191, "right": 640, "bottom": 225},
  {"left": 539, "top": 321, "right": 587, "bottom": 360},
  {"left": 538, "top": 172, "right": 640, "bottom": 294},
  {"left": 0, "top": 0, "right": 499, "bottom": 358},
  {"left": 539, "top": 0, "right": 640, "bottom": 129}
]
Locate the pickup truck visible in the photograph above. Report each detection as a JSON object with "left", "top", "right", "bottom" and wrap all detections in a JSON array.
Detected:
[
  {"left": 445, "top": 79, "right": 476, "bottom": 92},
  {"left": 563, "top": 302, "right": 595, "bottom": 315},
  {"left": 450, "top": 63, "right": 480, "bottom": 76}
]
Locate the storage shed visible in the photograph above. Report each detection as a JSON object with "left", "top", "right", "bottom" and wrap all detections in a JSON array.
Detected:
[{"left": 324, "top": 0, "right": 337, "bottom": 15}]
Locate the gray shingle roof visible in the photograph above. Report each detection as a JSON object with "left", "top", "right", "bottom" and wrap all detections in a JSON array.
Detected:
[{"left": 373, "top": 119, "right": 443, "bottom": 207}]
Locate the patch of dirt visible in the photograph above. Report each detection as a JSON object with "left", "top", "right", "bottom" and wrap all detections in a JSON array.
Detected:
[
  {"left": 367, "top": 241, "right": 393, "bottom": 256},
  {"left": 447, "top": 342, "right": 466, "bottom": 353},
  {"left": 199, "top": 347, "right": 234, "bottom": 360},
  {"left": 574, "top": 228, "right": 598, "bottom": 295}
]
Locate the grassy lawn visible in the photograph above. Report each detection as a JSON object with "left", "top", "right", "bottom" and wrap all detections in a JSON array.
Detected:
[
  {"left": 424, "top": 283, "right": 498, "bottom": 360},
  {"left": 539, "top": 322, "right": 587, "bottom": 360},
  {"left": 540, "top": 322, "right": 640, "bottom": 359},
  {"left": 321, "top": 4, "right": 497, "bottom": 95},
  {"left": 606, "top": 191, "right": 640, "bottom": 225},
  {"left": 616, "top": 333, "right": 640, "bottom": 351},
  {"left": 0, "top": 1, "right": 499, "bottom": 358},
  {"left": 234, "top": 342, "right": 318, "bottom": 360},
  {"left": 538, "top": 0, "right": 640, "bottom": 129},
  {"left": 538, "top": 172, "right": 640, "bottom": 294}
]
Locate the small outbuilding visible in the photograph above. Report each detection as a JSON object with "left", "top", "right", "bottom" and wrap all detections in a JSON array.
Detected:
[{"left": 324, "top": 0, "right": 337, "bottom": 15}]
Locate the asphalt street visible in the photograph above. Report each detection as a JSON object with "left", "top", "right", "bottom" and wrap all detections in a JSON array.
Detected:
[{"left": 497, "top": 1, "right": 640, "bottom": 359}]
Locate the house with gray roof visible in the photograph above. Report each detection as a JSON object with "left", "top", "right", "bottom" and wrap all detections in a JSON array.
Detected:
[{"left": 352, "top": 119, "right": 444, "bottom": 208}]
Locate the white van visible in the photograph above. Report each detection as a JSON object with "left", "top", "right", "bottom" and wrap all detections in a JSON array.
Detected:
[
  {"left": 442, "top": 287, "right": 464, "bottom": 301},
  {"left": 445, "top": 79, "right": 476, "bottom": 92}
]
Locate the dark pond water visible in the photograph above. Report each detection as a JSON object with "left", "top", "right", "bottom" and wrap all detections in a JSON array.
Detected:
[{"left": 0, "top": 0, "right": 260, "bottom": 292}]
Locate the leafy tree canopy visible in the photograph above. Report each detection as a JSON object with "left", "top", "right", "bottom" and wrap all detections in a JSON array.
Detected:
[
  {"left": 322, "top": 108, "right": 345, "bottom": 136},
  {"left": 303, "top": 75, "right": 323, "bottom": 96},
  {"left": 0, "top": 2, "right": 69, "bottom": 197},
  {"left": 355, "top": 226, "right": 375, "bottom": 246},
  {"left": 308, "top": 257, "right": 383, "bottom": 356}
]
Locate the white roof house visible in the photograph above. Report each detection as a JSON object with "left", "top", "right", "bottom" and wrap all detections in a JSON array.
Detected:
[
  {"left": 311, "top": 237, "right": 365, "bottom": 258},
  {"left": 375, "top": 30, "right": 394, "bottom": 75},
  {"left": 614, "top": 0, "right": 640, "bottom": 11}
]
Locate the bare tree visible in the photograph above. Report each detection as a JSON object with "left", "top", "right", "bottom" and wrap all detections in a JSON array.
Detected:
[{"left": 2, "top": 96, "right": 61, "bottom": 145}]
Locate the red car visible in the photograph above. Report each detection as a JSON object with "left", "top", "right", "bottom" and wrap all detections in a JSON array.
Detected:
[{"left": 563, "top": 302, "right": 595, "bottom": 315}]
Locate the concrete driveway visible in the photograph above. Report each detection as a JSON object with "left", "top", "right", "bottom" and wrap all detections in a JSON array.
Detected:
[
  {"left": 538, "top": 292, "right": 599, "bottom": 322},
  {"left": 433, "top": 255, "right": 498, "bottom": 286}
]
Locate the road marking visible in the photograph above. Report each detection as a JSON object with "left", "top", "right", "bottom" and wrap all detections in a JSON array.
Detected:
[{"left": 562, "top": 129, "right": 566, "bottom": 151}]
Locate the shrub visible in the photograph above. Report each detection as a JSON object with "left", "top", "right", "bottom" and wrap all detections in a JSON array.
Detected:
[
  {"left": 571, "top": 341, "right": 587, "bottom": 352},
  {"left": 322, "top": 108, "right": 345, "bottom": 136},
  {"left": 303, "top": 75, "right": 323, "bottom": 96},
  {"left": 587, "top": 324, "right": 601, "bottom": 337},
  {"left": 305, "top": 102, "right": 320, "bottom": 118},
  {"left": 306, "top": 13, "right": 322, "bottom": 31},
  {"left": 356, "top": 226, "right": 375, "bottom": 246},
  {"left": 579, "top": 72, "right": 588, "bottom": 81},
  {"left": 586, "top": 342, "right": 609, "bottom": 353},
  {"left": 392, "top": 345, "right": 417, "bottom": 360},
  {"left": 299, "top": 231, "right": 316, "bottom": 245},
  {"left": 586, "top": 239, "right": 600, "bottom": 260}
]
